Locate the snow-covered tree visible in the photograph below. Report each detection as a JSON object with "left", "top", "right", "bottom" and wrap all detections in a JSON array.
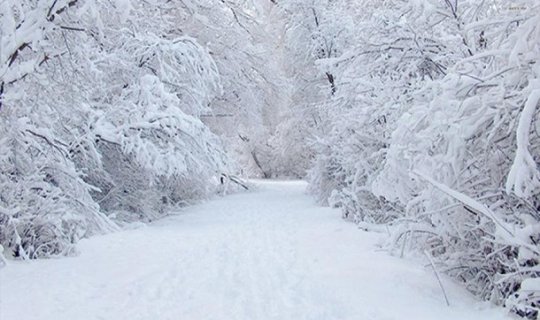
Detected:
[
  {"left": 0, "top": 0, "right": 232, "bottom": 258},
  {"left": 281, "top": 0, "right": 540, "bottom": 316},
  {"left": 374, "top": 3, "right": 540, "bottom": 316}
]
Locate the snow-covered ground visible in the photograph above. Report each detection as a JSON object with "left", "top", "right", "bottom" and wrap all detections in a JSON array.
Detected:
[{"left": 0, "top": 180, "right": 513, "bottom": 320}]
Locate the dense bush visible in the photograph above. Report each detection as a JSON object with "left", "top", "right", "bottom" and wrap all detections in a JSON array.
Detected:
[
  {"left": 278, "top": 0, "right": 540, "bottom": 317},
  {"left": 0, "top": 0, "right": 265, "bottom": 259}
]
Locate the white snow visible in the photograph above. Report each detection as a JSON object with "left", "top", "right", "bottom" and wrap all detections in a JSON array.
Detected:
[{"left": 0, "top": 180, "right": 512, "bottom": 320}]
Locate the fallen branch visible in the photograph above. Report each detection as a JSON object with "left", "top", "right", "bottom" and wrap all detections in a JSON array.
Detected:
[{"left": 221, "top": 173, "right": 249, "bottom": 190}]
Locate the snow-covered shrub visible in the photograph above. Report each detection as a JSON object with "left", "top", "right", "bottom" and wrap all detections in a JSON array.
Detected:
[
  {"left": 0, "top": 0, "right": 230, "bottom": 259},
  {"left": 374, "top": 6, "right": 540, "bottom": 316},
  {"left": 0, "top": 108, "right": 117, "bottom": 259},
  {"left": 0, "top": 0, "right": 120, "bottom": 259},
  {"left": 282, "top": 0, "right": 540, "bottom": 316},
  {"left": 305, "top": 0, "right": 461, "bottom": 220},
  {"left": 76, "top": 32, "right": 228, "bottom": 221}
]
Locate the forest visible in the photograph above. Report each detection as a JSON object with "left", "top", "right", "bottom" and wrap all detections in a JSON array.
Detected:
[{"left": 1, "top": 0, "right": 539, "bottom": 318}]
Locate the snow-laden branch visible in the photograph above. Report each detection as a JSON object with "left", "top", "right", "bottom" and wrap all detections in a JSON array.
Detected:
[{"left": 506, "top": 87, "right": 540, "bottom": 198}]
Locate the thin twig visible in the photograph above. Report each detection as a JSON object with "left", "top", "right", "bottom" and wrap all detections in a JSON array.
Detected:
[{"left": 424, "top": 250, "right": 451, "bottom": 306}]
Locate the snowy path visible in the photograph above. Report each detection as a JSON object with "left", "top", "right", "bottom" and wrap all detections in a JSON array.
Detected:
[{"left": 1, "top": 180, "right": 511, "bottom": 320}]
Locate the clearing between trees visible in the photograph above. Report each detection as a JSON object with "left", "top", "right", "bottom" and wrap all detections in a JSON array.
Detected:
[{"left": 0, "top": 181, "right": 511, "bottom": 320}]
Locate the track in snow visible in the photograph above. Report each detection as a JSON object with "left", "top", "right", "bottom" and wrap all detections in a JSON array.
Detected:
[{"left": 0, "top": 180, "right": 511, "bottom": 320}]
